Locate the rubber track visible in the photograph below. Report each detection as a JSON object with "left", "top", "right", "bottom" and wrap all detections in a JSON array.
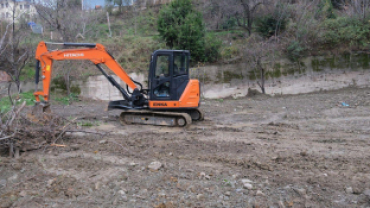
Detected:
[{"left": 120, "top": 110, "right": 192, "bottom": 127}]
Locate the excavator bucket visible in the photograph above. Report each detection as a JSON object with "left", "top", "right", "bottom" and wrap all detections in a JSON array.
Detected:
[{"left": 27, "top": 102, "right": 52, "bottom": 124}]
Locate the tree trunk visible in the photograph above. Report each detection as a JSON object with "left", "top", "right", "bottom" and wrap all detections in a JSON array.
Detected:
[
  {"left": 9, "top": 142, "right": 13, "bottom": 157},
  {"left": 260, "top": 67, "right": 265, "bottom": 94},
  {"left": 257, "top": 58, "right": 265, "bottom": 94},
  {"left": 64, "top": 70, "right": 71, "bottom": 96},
  {"left": 14, "top": 147, "right": 19, "bottom": 158}
]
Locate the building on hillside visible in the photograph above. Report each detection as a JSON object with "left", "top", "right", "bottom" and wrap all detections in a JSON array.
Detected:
[
  {"left": 0, "top": 0, "right": 37, "bottom": 22},
  {"left": 135, "top": 0, "right": 172, "bottom": 10}
]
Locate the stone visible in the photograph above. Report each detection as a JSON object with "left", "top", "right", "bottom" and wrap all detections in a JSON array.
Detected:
[
  {"left": 363, "top": 189, "right": 370, "bottom": 197},
  {"left": 232, "top": 174, "right": 240, "bottom": 179},
  {"left": 241, "top": 179, "right": 253, "bottom": 184},
  {"left": 158, "top": 190, "right": 166, "bottom": 197},
  {"left": 205, "top": 175, "right": 211, "bottom": 180},
  {"left": 118, "top": 190, "right": 126, "bottom": 195},
  {"left": 95, "top": 182, "right": 102, "bottom": 190},
  {"left": 0, "top": 180, "right": 6, "bottom": 189},
  {"left": 243, "top": 183, "right": 253, "bottom": 190},
  {"left": 148, "top": 161, "right": 162, "bottom": 171},
  {"left": 139, "top": 189, "right": 148, "bottom": 196},
  {"left": 165, "top": 202, "right": 175, "bottom": 208},
  {"left": 176, "top": 183, "right": 186, "bottom": 191},
  {"left": 199, "top": 172, "right": 206, "bottom": 178},
  {"left": 129, "top": 162, "right": 138, "bottom": 167},
  {"left": 19, "top": 190, "right": 27, "bottom": 197},
  {"left": 189, "top": 185, "right": 197, "bottom": 193},
  {"left": 345, "top": 187, "right": 353, "bottom": 194},
  {"left": 300, "top": 151, "right": 307, "bottom": 157},
  {"left": 294, "top": 188, "right": 306, "bottom": 196},
  {"left": 225, "top": 191, "right": 231, "bottom": 196},
  {"left": 278, "top": 201, "right": 286, "bottom": 208},
  {"left": 121, "top": 195, "right": 128, "bottom": 202},
  {"left": 352, "top": 187, "right": 363, "bottom": 195},
  {"left": 99, "top": 140, "right": 107, "bottom": 144},
  {"left": 197, "top": 194, "right": 205, "bottom": 201},
  {"left": 256, "top": 190, "right": 265, "bottom": 196}
]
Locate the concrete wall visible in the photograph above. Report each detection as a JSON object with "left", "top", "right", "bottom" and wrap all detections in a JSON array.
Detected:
[
  {"left": 72, "top": 60, "right": 370, "bottom": 100},
  {"left": 76, "top": 72, "right": 146, "bottom": 101},
  {"left": 201, "top": 70, "right": 370, "bottom": 99},
  {"left": 0, "top": 81, "right": 41, "bottom": 98},
  {"left": 2, "top": 54, "right": 370, "bottom": 100}
]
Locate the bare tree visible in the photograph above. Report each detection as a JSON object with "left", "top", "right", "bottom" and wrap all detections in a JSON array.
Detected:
[
  {"left": 0, "top": 23, "right": 12, "bottom": 55},
  {"left": 348, "top": 0, "right": 370, "bottom": 21},
  {"left": 0, "top": 0, "right": 31, "bottom": 96},
  {"left": 229, "top": 0, "right": 266, "bottom": 36},
  {"left": 244, "top": 36, "right": 276, "bottom": 94},
  {"left": 35, "top": 0, "right": 102, "bottom": 42},
  {"left": 0, "top": 0, "right": 34, "bottom": 157},
  {"left": 35, "top": 0, "right": 103, "bottom": 96}
]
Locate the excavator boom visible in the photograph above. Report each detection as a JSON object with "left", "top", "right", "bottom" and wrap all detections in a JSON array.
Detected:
[{"left": 34, "top": 41, "right": 144, "bottom": 105}]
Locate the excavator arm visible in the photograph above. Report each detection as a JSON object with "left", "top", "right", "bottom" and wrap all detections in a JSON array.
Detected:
[{"left": 34, "top": 41, "right": 145, "bottom": 107}]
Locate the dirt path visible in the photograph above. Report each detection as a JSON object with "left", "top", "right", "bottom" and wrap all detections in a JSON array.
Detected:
[{"left": 1, "top": 87, "right": 370, "bottom": 208}]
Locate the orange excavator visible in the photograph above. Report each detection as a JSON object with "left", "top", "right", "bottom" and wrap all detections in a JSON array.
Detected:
[{"left": 32, "top": 41, "right": 204, "bottom": 127}]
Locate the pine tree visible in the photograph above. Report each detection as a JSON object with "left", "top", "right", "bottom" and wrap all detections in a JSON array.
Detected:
[{"left": 157, "top": 0, "right": 205, "bottom": 62}]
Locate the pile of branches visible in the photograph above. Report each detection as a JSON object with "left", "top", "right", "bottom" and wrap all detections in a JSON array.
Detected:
[{"left": 0, "top": 102, "right": 69, "bottom": 158}]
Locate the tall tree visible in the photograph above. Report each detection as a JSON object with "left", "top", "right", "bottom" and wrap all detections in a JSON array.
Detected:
[
  {"left": 35, "top": 0, "right": 85, "bottom": 42},
  {"left": 228, "top": 0, "right": 266, "bottom": 36},
  {"left": 0, "top": 0, "right": 31, "bottom": 94},
  {"left": 157, "top": 0, "right": 205, "bottom": 61},
  {"left": 35, "top": 0, "right": 102, "bottom": 96}
]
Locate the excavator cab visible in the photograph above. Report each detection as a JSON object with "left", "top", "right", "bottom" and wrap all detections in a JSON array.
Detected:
[{"left": 149, "top": 50, "right": 190, "bottom": 101}]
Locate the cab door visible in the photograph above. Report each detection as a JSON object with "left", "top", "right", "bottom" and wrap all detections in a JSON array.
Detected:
[
  {"left": 172, "top": 52, "right": 190, "bottom": 100},
  {"left": 150, "top": 51, "right": 173, "bottom": 101}
]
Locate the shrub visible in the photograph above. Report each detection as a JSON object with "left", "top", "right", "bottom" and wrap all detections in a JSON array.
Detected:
[
  {"left": 255, "top": 15, "right": 288, "bottom": 38},
  {"left": 222, "top": 17, "right": 237, "bottom": 30},
  {"left": 157, "top": 0, "right": 206, "bottom": 62},
  {"left": 204, "top": 34, "right": 222, "bottom": 63},
  {"left": 221, "top": 46, "right": 239, "bottom": 60},
  {"left": 320, "top": 17, "right": 370, "bottom": 48},
  {"left": 287, "top": 41, "right": 305, "bottom": 62}
]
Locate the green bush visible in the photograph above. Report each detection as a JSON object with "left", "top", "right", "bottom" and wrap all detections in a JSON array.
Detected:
[
  {"left": 222, "top": 17, "right": 237, "bottom": 30},
  {"left": 157, "top": 0, "right": 206, "bottom": 62},
  {"left": 321, "top": 17, "right": 370, "bottom": 48},
  {"left": 54, "top": 93, "right": 79, "bottom": 105},
  {"left": 331, "top": 0, "right": 344, "bottom": 9},
  {"left": 0, "top": 92, "right": 37, "bottom": 114},
  {"left": 287, "top": 41, "right": 305, "bottom": 61},
  {"left": 221, "top": 46, "right": 239, "bottom": 60},
  {"left": 20, "top": 63, "right": 35, "bottom": 81},
  {"left": 255, "top": 15, "right": 288, "bottom": 38},
  {"left": 204, "top": 34, "right": 222, "bottom": 63},
  {"left": 317, "top": 0, "right": 337, "bottom": 19}
]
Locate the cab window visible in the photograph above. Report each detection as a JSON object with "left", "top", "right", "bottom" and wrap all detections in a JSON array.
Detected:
[
  {"left": 155, "top": 55, "right": 170, "bottom": 77},
  {"left": 173, "top": 53, "right": 188, "bottom": 76}
]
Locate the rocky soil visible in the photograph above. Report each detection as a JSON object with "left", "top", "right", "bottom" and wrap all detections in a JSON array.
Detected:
[{"left": 1, "top": 87, "right": 370, "bottom": 208}]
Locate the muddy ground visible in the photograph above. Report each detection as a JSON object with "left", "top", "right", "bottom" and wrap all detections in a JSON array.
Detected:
[{"left": 1, "top": 87, "right": 370, "bottom": 208}]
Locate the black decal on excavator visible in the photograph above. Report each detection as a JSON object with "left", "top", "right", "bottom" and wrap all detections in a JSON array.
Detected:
[{"left": 153, "top": 103, "right": 167, "bottom": 107}]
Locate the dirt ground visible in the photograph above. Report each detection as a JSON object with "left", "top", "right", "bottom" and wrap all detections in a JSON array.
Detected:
[{"left": 1, "top": 87, "right": 370, "bottom": 208}]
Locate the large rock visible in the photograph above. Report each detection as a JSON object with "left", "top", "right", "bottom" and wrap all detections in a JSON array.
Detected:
[
  {"left": 148, "top": 161, "right": 162, "bottom": 171},
  {"left": 0, "top": 71, "right": 11, "bottom": 82}
]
